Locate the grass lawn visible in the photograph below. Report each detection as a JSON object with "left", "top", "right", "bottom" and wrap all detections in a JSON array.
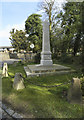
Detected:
[{"left": 2, "top": 62, "right": 83, "bottom": 118}]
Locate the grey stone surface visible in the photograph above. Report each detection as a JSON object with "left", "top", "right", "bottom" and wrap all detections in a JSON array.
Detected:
[
  {"left": 12, "top": 112, "right": 23, "bottom": 118},
  {"left": 40, "top": 20, "right": 53, "bottom": 66},
  {"left": 2, "top": 59, "right": 20, "bottom": 65},
  {"left": 0, "top": 101, "right": 24, "bottom": 119},
  {"left": 24, "top": 66, "right": 31, "bottom": 76},
  {"left": 28, "top": 64, "right": 70, "bottom": 73},
  {"left": 9, "top": 53, "right": 36, "bottom": 61},
  {"left": 0, "top": 101, "right": 2, "bottom": 107},
  {"left": 67, "top": 78, "right": 82, "bottom": 104},
  {"left": 0, "top": 107, "right": 2, "bottom": 119},
  {"left": 24, "top": 64, "right": 75, "bottom": 77},
  {"left": 13, "top": 73, "right": 25, "bottom": 90},
  {"left": 0, "top": 52, "right": 10, "bottom": 61},
  {"left": 2, "top": 104, "right": 7, "bottom": 110},
  {"left": 2, "top": 109, "right": 9, "bottom": 118},
  {"left": 5, "top": 108, "right": 14, "bottom": 116}
]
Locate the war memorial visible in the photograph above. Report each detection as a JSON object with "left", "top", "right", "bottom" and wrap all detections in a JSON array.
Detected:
[{"left": 24, "top": 20, "right": 74, "bottom": 77}]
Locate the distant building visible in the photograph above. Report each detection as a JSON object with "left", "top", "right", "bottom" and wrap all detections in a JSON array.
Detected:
[{"left": 0, "top": 46, "right": 15, "bottom": 53}]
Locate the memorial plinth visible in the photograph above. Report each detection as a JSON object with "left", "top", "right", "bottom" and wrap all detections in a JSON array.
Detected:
[
  {"left": 24, "top": 64, "right": 75, "bottom": 77},
  {"left": 24, "top": 20, "right": 74, "bottom": 77}
]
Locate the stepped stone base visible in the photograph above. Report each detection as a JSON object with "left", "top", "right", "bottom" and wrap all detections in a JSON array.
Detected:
[
  {"left": 40, "top": 60, "right": 53, "bottom": 66},
  {"left": 24, "top": 64, "right": 75, "bottom": 77}
]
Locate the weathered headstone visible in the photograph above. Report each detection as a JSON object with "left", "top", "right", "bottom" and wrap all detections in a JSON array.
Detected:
[
  {"left": 40, "top": 20, "right": 53, "bottom": 66},
  {"left": 2, "top": 63, "right": 8, "bottom": 77},
  {"left": 13, "top": 73, "right": 25, "bottom": 90},
  {"left": 67, "top": 78, "right": 82, "bottom": 104}
]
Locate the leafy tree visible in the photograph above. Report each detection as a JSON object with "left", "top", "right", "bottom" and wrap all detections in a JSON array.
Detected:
[
  {"left": 56, "top": 2, "right": 82, "bottom": 56},
  {"left": 52, "top": 27, "right": 63, "bottom": 53},
  {"left": 9, "top": 29, "right": 28, "bottom": 52},
  {"left": 25, "top": 14, "right": 42, "bottom": 52},
  {"left": 81, "top": 2, "right": 84, "bottom": 74}
]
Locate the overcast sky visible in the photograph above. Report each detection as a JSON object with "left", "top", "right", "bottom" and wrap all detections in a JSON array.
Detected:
[{"left": 0, "top": 0, "right": 66, "bottom": 47}]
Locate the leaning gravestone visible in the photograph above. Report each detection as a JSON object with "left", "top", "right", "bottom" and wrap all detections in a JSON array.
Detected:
[
  {"left": 13, "top": 73, "right": 25, "bottom": 90},
  {"left": 2, "top": 63, "right": 8, "bottom": 77},
  {"left": 67, "top": 78, "right": 82, "bottom": 104}
]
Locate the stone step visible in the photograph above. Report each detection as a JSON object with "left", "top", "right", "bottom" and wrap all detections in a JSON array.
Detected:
[
  {"left": 24, "top": 66, "right": 75, "bottom": 77},
  {"left": 27, "top": 64, "right": 71, "bottom": 73},
  {"left": 24, "top": 66, "right": 32, "bottom": 76}
]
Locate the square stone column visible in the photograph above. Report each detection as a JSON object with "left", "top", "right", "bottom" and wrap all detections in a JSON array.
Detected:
[{"left": 40, "top": 20, "right": 53, "bottom": 66}]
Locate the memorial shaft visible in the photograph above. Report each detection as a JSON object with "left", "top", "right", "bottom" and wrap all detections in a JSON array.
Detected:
[{"left": 40, "top": 20, "right": 53, "bottom": 66}]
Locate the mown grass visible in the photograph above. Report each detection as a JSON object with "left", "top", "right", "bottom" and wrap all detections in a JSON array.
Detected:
[{"left": 2, "top": 62, "right": 83, "bottom": 118}]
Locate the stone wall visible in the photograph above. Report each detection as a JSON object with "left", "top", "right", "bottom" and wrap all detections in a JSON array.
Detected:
[
  {"left": 9, "top": 53, "right": 18, "bottom": 59},
  {"left": 9, "top": 53, "right": 36, "bottom": 61},
  {"left": 0, "top": 52, "right": 10, "bottom": 61},
  {"left": 0, "top": 52, "right": 36, "bottom": 61}
]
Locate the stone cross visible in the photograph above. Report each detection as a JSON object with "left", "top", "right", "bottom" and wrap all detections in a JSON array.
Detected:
[
  {"left": 67, "top": 78, "right": 82, "bottom": 104},
  {"left": 2, "top": 63, "right": 8, "bottom": 77},
  {"left": 40, "top": 20, "right": 53, "bottom": 66}
]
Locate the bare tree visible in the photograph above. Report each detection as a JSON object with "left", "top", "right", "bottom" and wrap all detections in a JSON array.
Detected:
[
  {"left": 39, "top": 0, "right": 56, "bottom": 32},
  {"left": 38, "top": 0, "right": 58, "bottom": 52}
]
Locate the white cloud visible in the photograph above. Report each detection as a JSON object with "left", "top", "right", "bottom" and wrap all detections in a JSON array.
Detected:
[
  {"left": 0, "top": 21, "right": 25, "bottom": 37},
  {"left": 0, "top": 21, "right": 25, "bottom": 46},
  {"left": 36, "top": 9, "right": 44, "bottom": 15},
  {"left": 0, "top": 25, "right": 11, "bottom": 38},
  {"left": 12, "top": 21, "right": 25, "bottom": 31}
]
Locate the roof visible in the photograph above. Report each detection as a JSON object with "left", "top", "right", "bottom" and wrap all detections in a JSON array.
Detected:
[{"left": 0, "top": 46, "right": 13, "bottom": 49}]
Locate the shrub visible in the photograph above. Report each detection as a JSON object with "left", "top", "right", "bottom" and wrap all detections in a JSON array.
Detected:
[
  {"left": 34, "top": 53, "right": 41, "bottom": 64},
  {"left": 80, "top": 77, "right": 84, "bottom": 96},
  {"left": 60, "top": 53, "right": 73, "bottom": 64}
]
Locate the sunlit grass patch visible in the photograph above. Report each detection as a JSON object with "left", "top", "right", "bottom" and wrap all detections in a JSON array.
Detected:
[{"left": 2, "top": 63, "right": 83, "bottom": 118}]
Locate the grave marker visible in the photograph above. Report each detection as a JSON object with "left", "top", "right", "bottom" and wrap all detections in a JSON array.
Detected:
[
  {"left": 2, "top": 63, "right": 8, "bottom": 77},
  {"left": 67, "top": 78, "right": 82, "bottom": 104}
]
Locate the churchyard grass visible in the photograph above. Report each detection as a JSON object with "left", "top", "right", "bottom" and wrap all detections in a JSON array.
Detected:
[{"left": 2, "top": 62, "right": 83, "bottom": 118}]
